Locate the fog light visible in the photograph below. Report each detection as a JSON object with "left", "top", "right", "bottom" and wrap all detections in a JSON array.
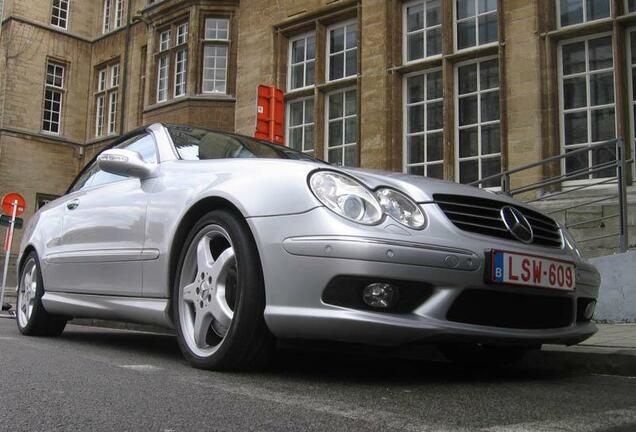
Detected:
[
  {"left": 584, "top": 300, "right": 596, "bottom": 320},
  {"left": 362, "top": 283, "right": 398, "bottom": 309}
]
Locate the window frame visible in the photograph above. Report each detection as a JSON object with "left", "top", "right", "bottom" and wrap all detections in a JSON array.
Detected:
[
  {"left": 114, "top": 0, "right": 123, "bottom": 29},
  {"left": 94, "top": 62, "right": 120, "bottom": 137},
  {"left": 174, "top": 48, "right": 188, "bottom": 98},
  {"left": 287, "top": 31, "right": 317, "bottom": 92},
  {"left": 402, "top": 67, "right": 445, "bottom": 178},
  {"left": 202, "top": 17, "right": 231, "bottom": 95},
  {"left": 156, "top": 55, "right": 169, "bottom": 103},
  {"left": 326, "top": 19, "right": 359, "bottom": 83},
  {"left": 627, "top": 0, "right": 636, "bottom": 14},
  {"left": 556, "top": 0, "right": 612, "bottom": 29},
  {"left": 402, "top": 0, "right": 443, "bottom": 65},
  {"left": 453, "top": 55, "right": 503, "bottom": 187},
  {"left": 285, "top": 96, "right": 316, "bottom": 156},
  {"left": 557, "top": 32, "right": 618, "bottom": 183},
  {"left": 453, "top": 0, "right": 498, "bottom": 53},
  {"left": 50, "top": 0, "right": 70, "bottom": 30},
  {"left": 102, "top": 0, "right": 112, "bottom": 33},
  {"left": 42, "top": 60, "right": 66, "bottom": 135},
  {"left": 324, "top": 86, "right": 358, "bottom": 166}
]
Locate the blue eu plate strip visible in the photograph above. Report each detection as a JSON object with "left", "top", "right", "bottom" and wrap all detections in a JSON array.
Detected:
[{"left": 493, "top": 251, "right": 504, "bottom": 282}]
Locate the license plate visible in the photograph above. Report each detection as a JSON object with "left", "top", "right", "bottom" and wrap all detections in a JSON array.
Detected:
[{"left": 490, "top": 250, "right": 575, "bottom": 291}]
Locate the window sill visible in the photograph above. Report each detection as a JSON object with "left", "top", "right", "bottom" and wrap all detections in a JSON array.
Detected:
[
  {"left": 316, "top": 76, "right": 358, "bottom": 93},
  {"left": 390, "top": 57, "right": 443, "bottom": 75},
  {"left": 542, "top": 18, "right": 614, "bottom": 41},
  {"left": 144, "top": 94, "right": 236, "bottom": 113}
]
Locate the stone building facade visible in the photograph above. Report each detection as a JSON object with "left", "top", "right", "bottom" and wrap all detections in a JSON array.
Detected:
[{"left": 0, "top": 0, "right": 634, "bottom": 259}]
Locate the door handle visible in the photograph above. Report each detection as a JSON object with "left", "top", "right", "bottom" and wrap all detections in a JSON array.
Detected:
[{"left": 66, "top": 199, "right": 80, "bottom": 210}]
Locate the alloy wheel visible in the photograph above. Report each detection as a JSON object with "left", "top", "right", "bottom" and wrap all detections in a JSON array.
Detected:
[
  {"left": 178, "top": 225, "right": 237, "bottom": 357},
  {"left": 17, "top": 259, "right": 37, "bottom": 328}
]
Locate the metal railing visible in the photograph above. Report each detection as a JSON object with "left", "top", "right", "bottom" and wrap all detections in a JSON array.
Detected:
[{"left": 469, "top": 139, "right": 633, "bottom": 254}]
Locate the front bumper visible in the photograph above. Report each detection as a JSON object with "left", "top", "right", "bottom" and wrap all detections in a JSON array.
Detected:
[{"left": 247, "top": 206, "right": 600, "bottom": 347}]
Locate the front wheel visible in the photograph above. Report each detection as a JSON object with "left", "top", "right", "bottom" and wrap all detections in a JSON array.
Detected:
[
  {"left": 173, "top": 210, "right": 274, "bottom": 370},
  {"left": 16, "top": 251, "right": 67, "bottom": 336}
]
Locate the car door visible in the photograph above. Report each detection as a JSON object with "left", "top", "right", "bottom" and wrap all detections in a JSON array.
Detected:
[{"left": 45, "top": 133, "right": 158, "bottom": 296}]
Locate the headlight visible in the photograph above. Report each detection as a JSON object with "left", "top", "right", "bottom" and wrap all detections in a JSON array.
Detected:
[
  {"left": 376, "top": 188, "right": 426, "bottom": 229},
  {"left": 309, "top": 171, "right": 383, "bottom": 224}
]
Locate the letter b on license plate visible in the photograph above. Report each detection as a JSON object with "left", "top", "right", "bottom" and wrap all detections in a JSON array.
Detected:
[{"left": 490, "top": 250, "right": 575, "bottom": 291}]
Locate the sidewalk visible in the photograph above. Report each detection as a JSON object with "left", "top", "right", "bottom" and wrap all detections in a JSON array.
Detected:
[{"left": 527, "top": 324, "right": 636, "bottom": 376}]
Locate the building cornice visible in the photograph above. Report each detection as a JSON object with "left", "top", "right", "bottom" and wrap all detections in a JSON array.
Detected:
[
  {"left": 0, "top": 127, "right": 85, "bottom": 148},
  {"left": 0, "top": 15, "right": 142, "bottom": 44}
]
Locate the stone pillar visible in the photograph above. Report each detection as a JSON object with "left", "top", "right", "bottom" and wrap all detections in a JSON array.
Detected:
[
  {"left": 503, "top": 0, "right": 543, "bottom": 190},
  {"left": 359, "top": 0, "right": 389, "bottom": 170}
]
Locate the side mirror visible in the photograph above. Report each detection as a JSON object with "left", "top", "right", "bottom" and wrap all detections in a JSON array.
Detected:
[{"left": 97, "top": 149, "right": 155, "bottom": 179}]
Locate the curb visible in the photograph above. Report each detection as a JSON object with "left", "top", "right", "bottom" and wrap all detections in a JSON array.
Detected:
[{"left": 521, "top": 345, "right": 636, "bottom": 377}]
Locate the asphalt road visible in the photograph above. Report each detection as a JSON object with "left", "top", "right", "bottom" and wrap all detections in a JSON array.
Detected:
[{"left": 1, "top": 318, "right": 635, "bottom": 432}]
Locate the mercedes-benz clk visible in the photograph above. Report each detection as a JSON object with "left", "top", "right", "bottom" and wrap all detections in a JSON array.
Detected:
[{"left": 15, "top": 123, "right": 600, "bottom": 370}]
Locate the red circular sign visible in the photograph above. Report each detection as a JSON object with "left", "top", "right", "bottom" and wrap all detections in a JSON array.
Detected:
[{"left": 2, "top": 193, "right": 26, "bottom": 217}]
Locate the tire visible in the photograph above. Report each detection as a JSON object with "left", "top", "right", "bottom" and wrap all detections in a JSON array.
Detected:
[
  {"left": 439, "top": 343, "right": 538, "bottom": 367},
  {"left": 16, "top": 251, "right": 67, "bottom": 337},
  {"left": 173, "top": 209, "right": 274, "bottom": 371}
]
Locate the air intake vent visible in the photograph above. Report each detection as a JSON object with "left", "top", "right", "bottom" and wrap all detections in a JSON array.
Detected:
[{"left": 433, "top": 194, "right": 562, "bottom": 248}]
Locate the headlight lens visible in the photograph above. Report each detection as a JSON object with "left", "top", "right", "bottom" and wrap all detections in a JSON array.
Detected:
[
  {"left": 376, "top": 188, "right": 427, "bottom": 229},
  {"left": 309, "top": 171, "right": 383, "bottom": 224}
]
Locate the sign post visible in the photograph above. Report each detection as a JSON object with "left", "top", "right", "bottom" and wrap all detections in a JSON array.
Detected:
[{"left": 0, "top": 193, "right": 26, "bottom": 315}]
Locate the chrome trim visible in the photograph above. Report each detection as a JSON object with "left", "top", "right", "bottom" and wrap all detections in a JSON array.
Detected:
[
  {"left": 41, "top": 292, "right": 173, "bottom": 328},
  {"left": 44, "top": 248, "right": 160, "bottom": 263}
]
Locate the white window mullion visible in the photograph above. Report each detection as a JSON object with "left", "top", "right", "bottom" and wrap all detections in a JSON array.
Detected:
[
  {"left": 157, "top": 56, "right": 168, "bottom": 102},
  {"left": 108, "top": 91, "right": 118, "bottom": 134},
  {"left": 174, "top": 49, "right": 187, "bottom": 97},
  {"left": 115, "top": 0, "right": 123, "bottom": 29},
  {"left": 95, "top": 95, "right": 105, "bottom": 137},
  {"left": 103, "top": 0, "right": 112, "bottom": 33}
]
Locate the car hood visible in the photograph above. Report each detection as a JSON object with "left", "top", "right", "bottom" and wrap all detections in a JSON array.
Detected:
[{"left": 330, "top": 166, "right": 517, "bottom": 206}]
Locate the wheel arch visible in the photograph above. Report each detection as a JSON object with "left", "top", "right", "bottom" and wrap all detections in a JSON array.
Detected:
[
  {"left": 18, "top": 245, "right": 38, "bottom": 274},
  {"left": 167, "top": 196, "right": 264, "bottom": 312}
]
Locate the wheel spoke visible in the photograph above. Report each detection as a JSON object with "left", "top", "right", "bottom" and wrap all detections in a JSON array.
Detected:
[
  {"left": 192, "top": 308, "right": 213, "bottom": 348},
  {"left": 196, "top": 237, "right": 214, "bottom": 274},
  {"left": 210, "top": 247, "right": 235, "bottom": 283},
  {"left": 208, "top": 291, "right": 233, "bottom": 337},
  {"left": 182, "top": 282, "right": 198, "bottom": 304}
]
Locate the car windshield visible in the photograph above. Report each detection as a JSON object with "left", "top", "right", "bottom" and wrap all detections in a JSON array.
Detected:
[{"left": 166, "top": 125, "right": 322, "bottom": 163}]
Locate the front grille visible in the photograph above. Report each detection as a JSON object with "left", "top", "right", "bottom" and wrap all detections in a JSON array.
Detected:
[
  {"left": 433, "top": 194, "right": 562, "bottom": 248},
  {"left": 447, "top": 289, "right": 574, "bottom": 329}
]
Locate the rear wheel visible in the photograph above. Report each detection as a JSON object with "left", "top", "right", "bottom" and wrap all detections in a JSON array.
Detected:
[
  {"left": 16, "top": 251, "right": 67, "bottom": 336},
  {"left": 173, "top": 210, "right": 274, "bottom": 370},
  {"left": 440, "top": 343, "right": 538, "bottom": 367}
]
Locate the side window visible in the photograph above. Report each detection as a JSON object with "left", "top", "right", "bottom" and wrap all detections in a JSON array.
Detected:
[
  {"left": 120, "top": 133, "right": 158, "bottom": 163},
  {"left": 68, "top": 162, "right": 98, "bottom": 194},
  {"left": 67, "top": 133, "right": 158, "bottom": 193}
]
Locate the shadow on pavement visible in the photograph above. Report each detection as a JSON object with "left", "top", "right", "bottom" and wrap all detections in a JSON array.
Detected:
[{"left": 56, "top": 326, "right": 577, "bottom": 384}]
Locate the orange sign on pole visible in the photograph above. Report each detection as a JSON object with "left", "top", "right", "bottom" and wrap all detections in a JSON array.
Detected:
[
  {"left": 2, "top": 192, "right": 25, "bottom": 217},
  {"left": 255, "top": 85, "right": 285, "bottom": 145},
  {"left": 1, "top": 192, "right": 26, "bottom": 312}
]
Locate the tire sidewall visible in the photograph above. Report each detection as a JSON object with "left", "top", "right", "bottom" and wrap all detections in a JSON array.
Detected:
[
  {"left": 16, "top": 251, "right": 48, "bottom": 334},
  {"left": 173, "top": 210, "right": 266, "bottom": 369}
]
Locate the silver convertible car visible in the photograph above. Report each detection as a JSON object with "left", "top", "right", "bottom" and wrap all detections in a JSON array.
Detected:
[{"left": 16, "top": 123, "right": 600, "bottom": 369}]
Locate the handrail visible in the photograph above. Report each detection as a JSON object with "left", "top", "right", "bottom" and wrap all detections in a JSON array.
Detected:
[
  {"left": 469, "top": 140, "right": 620, "bottom": 187},
  {"left": 470, "top": 138, "right": 631, "bottom": 254}
]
